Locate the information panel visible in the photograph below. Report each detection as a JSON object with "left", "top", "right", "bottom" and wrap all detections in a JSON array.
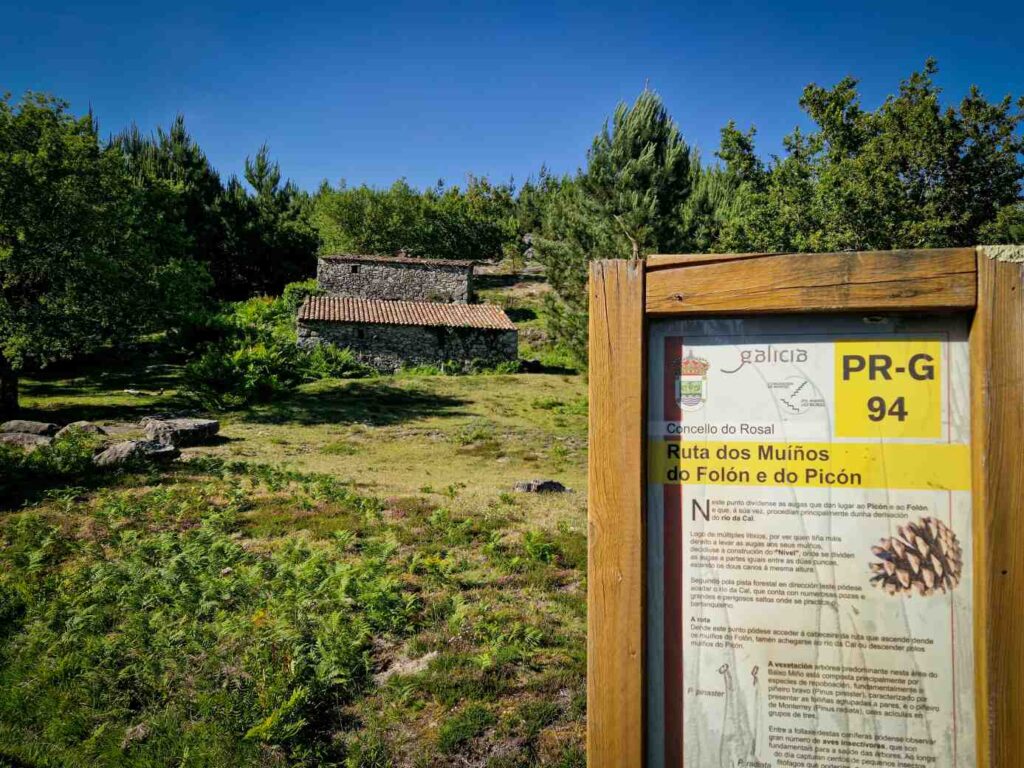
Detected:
[{"left": 645, "top": 315, "right": 974, "bottom": 768}]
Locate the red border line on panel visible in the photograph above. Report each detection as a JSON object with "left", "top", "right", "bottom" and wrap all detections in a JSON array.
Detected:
[
  {"left": 663, "top": 337, "right": 684, "bottom": 767},
  {"left": 944, "top": 333, "right": 957, "bottom": 766}
]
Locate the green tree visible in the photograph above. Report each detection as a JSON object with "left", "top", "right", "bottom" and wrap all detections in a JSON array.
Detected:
[
  {"left": 980, "top": 202, "right": 1024, "bottom": 244},
  {"left": 533, "top": 89, "right": 695, "bottom": 362},
  {"left": 113, "top": 121, "right": 317, "bottom": 299},
  {"left": 580, "top": 90, "right": 693, "bottom": 259},
  {"left": 679, "top": 156, "right": 745, "bottom": 253},
  {"left": 112, "top": 116, "right": 232, "bottom": 289},
  {"left": 220, "top": 145, "right": 320, "bottom": 297},
  {"left": 718, "top": 61, "right": 1024, "bottom": 252},
  {"left": 0, "top": 93, "right": 209, "bottom": 417},
  {"left": 516, "top": 165, "right": 561, "bottom": 238},
  {"left": 313, "top": 177, "right": 516, "bottom": 263}
]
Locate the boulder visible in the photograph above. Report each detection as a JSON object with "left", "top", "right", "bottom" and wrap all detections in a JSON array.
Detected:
[
  {"left": 55, "top": 421, "right": 107, "bottom": 439},
  {"left": 0, "top": 433, "right": 53, "bottom": 452},
  {"left": 513, "top": 479, "right": 570, "bottom": 494},
  {"left": 1, "top": 420, "right": 59, "bottom": 436},
  {"left": 93, "top": 440, "right": 180, "bottom": 468},
  {"left": 143, "top": 418, "right": 220, "bottom": 447}
]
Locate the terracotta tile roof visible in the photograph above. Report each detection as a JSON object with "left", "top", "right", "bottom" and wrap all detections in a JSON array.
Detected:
[
  {"left": 319, "top": 253, "right": 476, "bottom": 268},
  {"left": 298, "top": 296, "right": 517, "bottom": 331}
]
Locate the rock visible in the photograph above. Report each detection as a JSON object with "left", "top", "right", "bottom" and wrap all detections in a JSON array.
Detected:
[
  {"left": 1, "top": 419, "right": 59, "bottom": 436},
  {"left": 373, "top": 651, "right": 438, "bottom": 685},
  {"left": 93, "top": 440, "right": 180, "bottom": 468},
  {"left": 55, "top": 421, "right": 107, "bottom": 439},
  {"left": 513, "top": 479, "right": 570, "bottom": 494},
  {"left": 121, "top": 722, "right": 150, "bottom": 749},
  {"left": 0, "top": 433, "right": 53, "bottom": 451},
  {"left": 143, "top": 418, "right": 220, "bottom": 447}
]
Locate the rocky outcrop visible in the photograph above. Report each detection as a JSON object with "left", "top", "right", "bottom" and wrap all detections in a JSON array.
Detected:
[
  {"left": 143, "top": 418, "right": 220, "bottom": 447},
  {"left": 55, "top": 421, "right": 107, "bottom": 439},
  {"left": 0, "top": 433, "right": 53, "bottom": 451},
  {"left": 1, "top": 420, "right": 59, "bottom": 436},
  {"left": 513, "top": 479, "right": 570, "bottom": 494},
  {"left": 93, "top": 440, "right": 180, "bottom": 468}
]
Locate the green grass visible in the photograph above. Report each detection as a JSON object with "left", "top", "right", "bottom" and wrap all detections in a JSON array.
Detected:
[
  {"left": 437, "top": 704, "right": 496, "bottom": 753},
  {"left": 22, "top": 366, "right": 588, "bottom": 519},
  {"left": 7, "top": 298, "right": 589, "bottom": 765},
  {"left": 0, "top": 459, "right": 586, "bottom": 766}
]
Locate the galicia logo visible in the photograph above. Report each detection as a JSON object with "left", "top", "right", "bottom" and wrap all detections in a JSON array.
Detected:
[
  {"left": 676, "top": 352, "right": 710, "bottom": 411},
  {"left": 721, "top": 345, "right": 809, "bottom": 374}
]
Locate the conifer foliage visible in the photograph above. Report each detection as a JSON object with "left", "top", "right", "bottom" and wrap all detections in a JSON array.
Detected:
[
  {"left": 530, "top": 63, "right": 1023, "bottom": 364},
  {"left": 532, "top": 90, "right": 696, "bottom": 362}
]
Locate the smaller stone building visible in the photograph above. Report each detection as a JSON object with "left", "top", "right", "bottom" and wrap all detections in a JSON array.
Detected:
[
  {"left": 297, "top": 296, "right": 517, "bottom": 372},
  {"left": 317, "top": 254, "right": 474, "bottom": 303}
]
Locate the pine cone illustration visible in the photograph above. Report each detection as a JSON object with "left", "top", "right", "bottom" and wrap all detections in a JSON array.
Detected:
[{"left": 870, "top": 517, "right": 962, "bottom": 597}]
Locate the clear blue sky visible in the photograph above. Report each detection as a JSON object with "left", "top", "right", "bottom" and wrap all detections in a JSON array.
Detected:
[{"left": 3, "top": 0, "right": 1021, "bottom": 192}]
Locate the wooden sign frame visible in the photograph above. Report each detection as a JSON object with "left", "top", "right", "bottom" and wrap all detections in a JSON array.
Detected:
[{"left": 587, "top": 246, "right": 1023, "bottom": 768}]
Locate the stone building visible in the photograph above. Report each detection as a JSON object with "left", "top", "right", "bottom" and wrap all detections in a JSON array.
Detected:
[
  {"left": 317, "top": 254, "right": 474, "bottom": 303},
  {"left": 297, "top": 255, "right": 517, "bottom": 372}
]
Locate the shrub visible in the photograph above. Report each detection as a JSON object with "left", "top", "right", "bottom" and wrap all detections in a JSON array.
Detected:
[
  {"left": 182, "top": 342, "right": 301, "bottom": 409},
  {"left": 0, "top": 429, "right": 102, "bottom": 503},
  {"left": 301, "top": 344, "right": 373, "bottom": 380},
  {"left": 224, "top": 296, "right": 295, "bottom": 342},
  {"left": 397, "top": 359, "right": 520, "bottom": 377},
  {"left": 181, "top": 283, "right": 376, "bottom": 410},
  {"left": 163, "top": 306, "right": 232, "bottom": 352},
  {"left": 467, "top": 358, "right": 520, "bottom": 375},
  {"left": 281, "top": 279, "right": 322, "bottom": 313},
  {"left": 523, "top": 529, "right": 558, "bottom": 564}
]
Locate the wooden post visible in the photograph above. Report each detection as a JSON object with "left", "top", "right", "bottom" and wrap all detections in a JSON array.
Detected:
[
  {"left": 972, "top": 245, "right": 1024, "bottom": 768},
  {"left": 588, "top": 259, "right": 646, "bottom": 766},
  {"left": 588, "top": 246, "right": 1022, "bottom": 767}
]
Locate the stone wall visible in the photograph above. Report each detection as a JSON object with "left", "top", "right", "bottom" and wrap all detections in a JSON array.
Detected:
[
  {"left": 317, "top": 258, "right": 473, "bottom": 303},
  {"left": 297, "top": 320, "right": 517, "bottom": 373}
]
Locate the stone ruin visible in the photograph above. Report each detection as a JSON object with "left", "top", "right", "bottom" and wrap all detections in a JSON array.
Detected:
[{"left": 297, "top": 254, "right": 517, "bottom": 373}]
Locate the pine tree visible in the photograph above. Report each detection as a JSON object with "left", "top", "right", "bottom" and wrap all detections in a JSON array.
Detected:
[
  {"left": 580, "top": 89, "right": 693, "bottom": 260},
  {"left": 0, "top": 94, "right": 209, "bottom": 417},
  {"left": 533, "top": 89, "right": 695, "bottom": 362},
  {"left": 111, "top": 116, "right": 232, "bottom": 292},
  {"left": 220, "top": 144, "right": 319, "bottom": 297}
]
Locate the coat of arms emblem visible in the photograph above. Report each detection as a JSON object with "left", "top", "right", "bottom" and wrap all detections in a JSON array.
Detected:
[{"left": 676, "top": 352, "right": 710, "bottom": 411}]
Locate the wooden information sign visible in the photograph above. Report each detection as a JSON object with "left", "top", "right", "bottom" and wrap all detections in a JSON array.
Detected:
[{"left": 588, "top": 247, "right": 1023, "bottom": 768}]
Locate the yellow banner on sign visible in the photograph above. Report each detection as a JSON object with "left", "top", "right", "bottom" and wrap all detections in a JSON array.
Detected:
[
  {"left": 833, "top": 339, "right": 943, "bottom": 439},
  {"left": 648, "top": 440, "right": 970, "bottom": 491}
]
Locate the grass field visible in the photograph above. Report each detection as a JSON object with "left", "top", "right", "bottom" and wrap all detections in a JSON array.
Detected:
[{"left": 2, "top": 279, "right": 590, "bottom": 767}]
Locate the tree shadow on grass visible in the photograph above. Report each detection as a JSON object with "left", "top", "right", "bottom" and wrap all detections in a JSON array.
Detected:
[
  {"left": 18, "top": 393, "right": 194, "bottom": 427},
  {"left": 0, "top": 452, "right": 236, "bottom": 515},
  {"left": 504, "top": 307, "right": 537, "bottom": 323},
  {"left": 474, "top": 273, "right": 547, "bottom": 291},
  {"left": 20, "top": 358, "right": 190, "bottom": 426},
  {"left": 238, "top": 380, "right": 471, "bottom": 426},
  {"left": 27, "top": 363, "right": 183, "bottom": 396}
]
